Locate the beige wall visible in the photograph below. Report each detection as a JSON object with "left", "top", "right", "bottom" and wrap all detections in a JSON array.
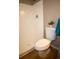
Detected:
[
  {"left": 19, "top": 0, "right": 43, "bottom": 55},
  {"left": 43, "top": 0, "right": 60, "bottom": 27}
]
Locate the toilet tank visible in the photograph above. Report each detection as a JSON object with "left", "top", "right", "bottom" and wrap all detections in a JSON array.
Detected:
[{"left": 45, "top": 27, "right": 56, "bottom": 41}]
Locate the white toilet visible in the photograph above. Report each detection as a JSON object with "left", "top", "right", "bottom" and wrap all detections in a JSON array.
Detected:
[{"left": 34, "top": 27, "right": 56, "bottom": 56}]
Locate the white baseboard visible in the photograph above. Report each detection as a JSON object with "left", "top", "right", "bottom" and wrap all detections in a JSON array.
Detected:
[{"left": 19, "top": 47, "right": 34, "bottom": 58}]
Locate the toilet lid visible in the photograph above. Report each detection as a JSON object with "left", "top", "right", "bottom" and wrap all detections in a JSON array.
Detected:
[{"left": 35, "top": 39, "right": 51, "bottom": 50}]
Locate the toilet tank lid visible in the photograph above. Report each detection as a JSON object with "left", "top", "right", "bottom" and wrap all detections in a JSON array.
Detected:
[{"left": 46, "top": 27, "right": 55, "bottom": 30}]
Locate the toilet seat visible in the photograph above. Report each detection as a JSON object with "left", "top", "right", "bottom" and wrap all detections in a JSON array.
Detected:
[{"left": 35, "top": 39, "right": 51, "bottom": 51}]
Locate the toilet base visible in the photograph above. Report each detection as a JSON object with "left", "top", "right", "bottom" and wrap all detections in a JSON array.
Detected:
[{"left": 37, "top": 48, "right": 51, "bottom": 57}]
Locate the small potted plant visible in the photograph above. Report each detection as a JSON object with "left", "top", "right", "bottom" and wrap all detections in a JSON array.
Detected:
[{"left": 48, "top": 21, "right": 54, "bottom": 27}]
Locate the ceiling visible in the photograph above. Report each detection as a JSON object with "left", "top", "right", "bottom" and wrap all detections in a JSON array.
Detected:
[{"left": 19, "top": 0, "right": 40, "bottom": 5}]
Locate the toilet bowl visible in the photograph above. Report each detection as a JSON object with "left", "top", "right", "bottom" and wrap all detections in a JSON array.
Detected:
[
  {"left": 35, "top": 39, "right": 51, "bottom": 51},
  {"left": 35, "top": 39, "right": 51, "bottom": 57}
]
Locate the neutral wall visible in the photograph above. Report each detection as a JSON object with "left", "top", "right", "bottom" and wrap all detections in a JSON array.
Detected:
[
  {"left": 43, "top": 0, "right": 60, "bottom": 27},
  {"left": 19, "top": 0, "right": 43, "bottom": 55}
]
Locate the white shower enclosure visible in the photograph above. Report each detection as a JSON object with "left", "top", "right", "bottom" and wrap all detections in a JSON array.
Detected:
[{"left": 19, "top": 0, "right": 44, "bottom": 55}]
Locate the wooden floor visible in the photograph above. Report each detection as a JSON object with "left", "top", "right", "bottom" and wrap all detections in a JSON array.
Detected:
[{"left": 20, "top": 46, "right": 59, "bottom": 59}]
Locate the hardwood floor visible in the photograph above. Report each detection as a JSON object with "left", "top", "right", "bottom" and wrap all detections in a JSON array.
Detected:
[{"left": 20, "top": 46, "right": 59, "bottom": 59}]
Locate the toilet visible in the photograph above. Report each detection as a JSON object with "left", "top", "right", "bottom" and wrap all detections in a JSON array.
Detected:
[{"left": 34, "top": 27, "right": 56, "bottom": 57}]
